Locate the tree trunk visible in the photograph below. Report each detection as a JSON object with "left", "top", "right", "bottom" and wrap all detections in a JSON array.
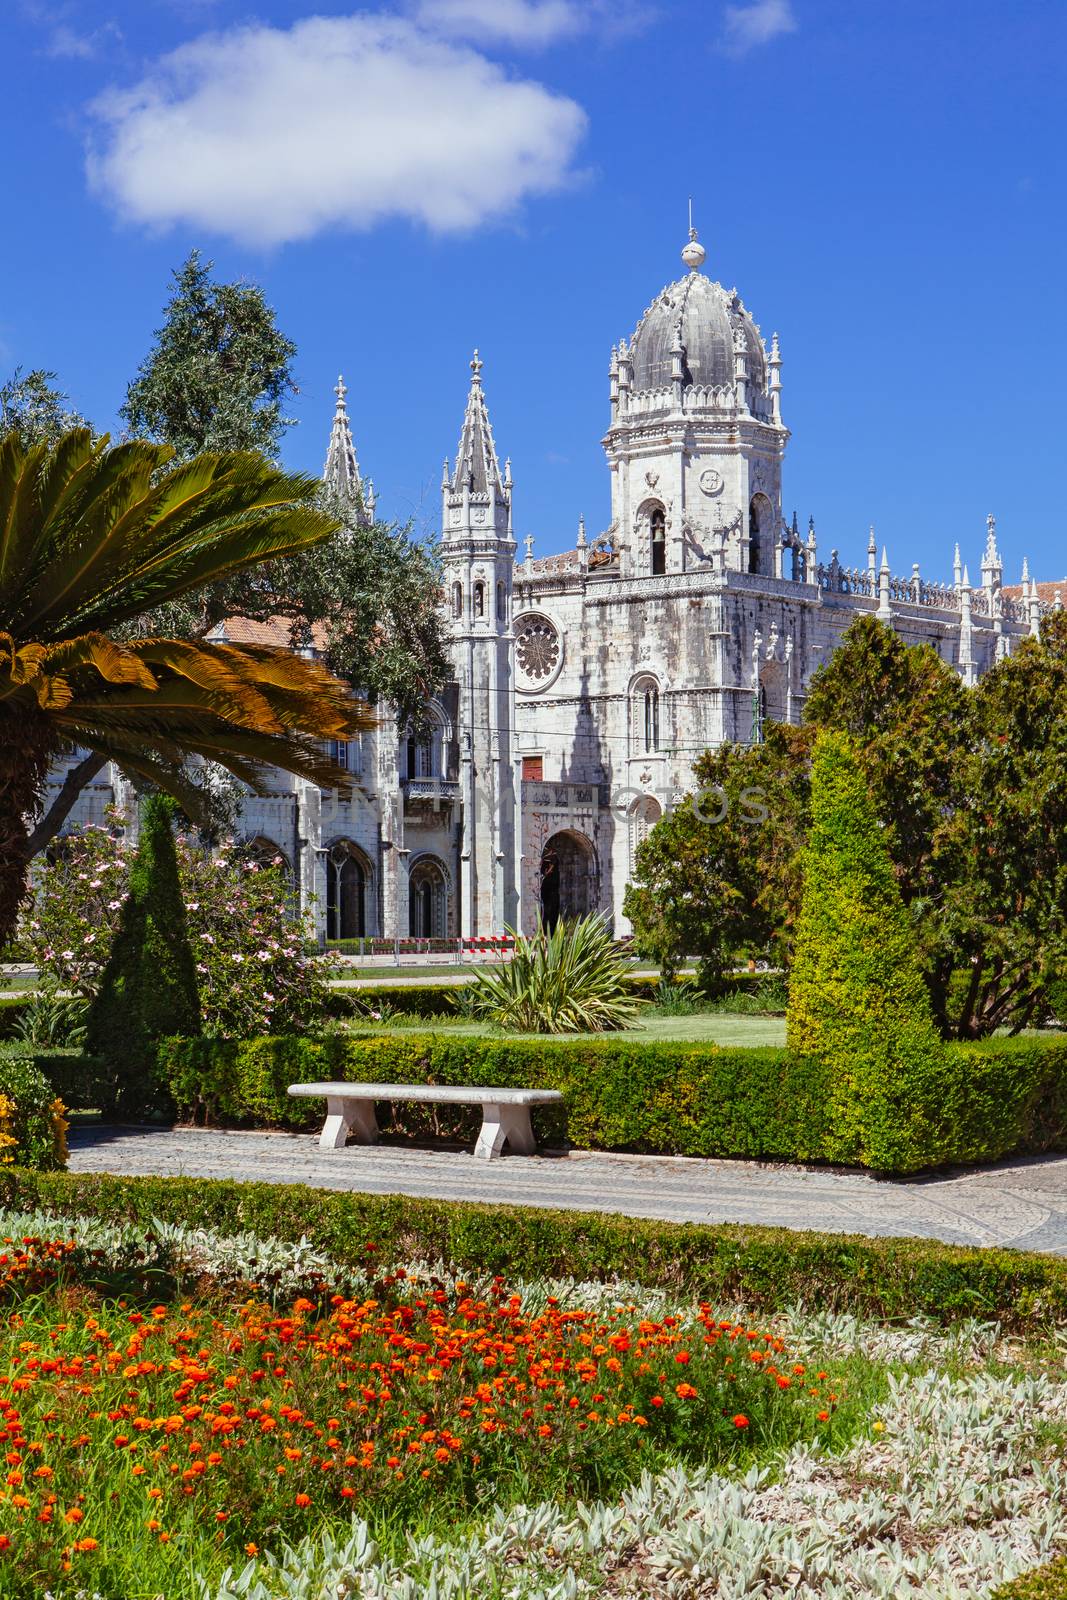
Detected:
[
  {"left": 23, "top": 751, "right": 107, "bottom": 861},
  {"left": 0, "top": 706, "right": 55, "bottom": 950}
]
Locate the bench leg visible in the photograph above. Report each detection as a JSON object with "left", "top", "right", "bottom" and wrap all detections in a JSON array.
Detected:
[
  {"left": 320, "top": 1097, "right": 378, "bottom": 1150},
  {"left": 474, "top": 1103, "right": 537, "bottom": 1160}
]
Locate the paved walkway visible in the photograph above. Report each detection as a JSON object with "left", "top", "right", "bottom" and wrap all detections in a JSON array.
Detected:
[{"left": 66, "top": 1125, "right": 1067, "bottom": 1255}]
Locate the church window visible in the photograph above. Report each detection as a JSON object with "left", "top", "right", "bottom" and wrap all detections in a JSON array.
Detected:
[
  {"left": 473, "top": 581, "right": 485, "bottom": 618},
  {"left": 452, "top": 582, "right": 462, "bottom": 618},
  {"left": 650, "top": 506, "right": 666, "bottom": 576},
  {"left": 497, "top": 581, "right": 506, "bottom": 622},
  {"left": 632, "top": 676, "right": 661, "bottom": 754},
  {"left": 514, "top": 615, "right": 562, "bottom": 689}
]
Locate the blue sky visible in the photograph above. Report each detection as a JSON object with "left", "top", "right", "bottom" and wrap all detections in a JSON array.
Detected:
[{"left": 2, "top": 0, "right": 1065, "bottom": 581}]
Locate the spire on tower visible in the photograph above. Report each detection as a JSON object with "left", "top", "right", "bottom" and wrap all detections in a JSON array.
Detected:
[
  {"left": 450, "top": 350, "right": 506, "bottom": 500},
  {"left": 981, "top": 511, "right": 1003, "bottom": 592},
  {"left": 322, "top": 374, "right": 366, "bottom": 511}
]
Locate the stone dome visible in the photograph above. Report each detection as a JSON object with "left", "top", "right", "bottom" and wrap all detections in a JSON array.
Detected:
[{"left": 629, "top": 270, "right": 766, "bottom": 394}]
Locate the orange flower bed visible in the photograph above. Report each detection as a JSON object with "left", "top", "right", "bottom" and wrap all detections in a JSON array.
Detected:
[{"left": 0, "top": 1238, "right": 842, "bottom": 1591}]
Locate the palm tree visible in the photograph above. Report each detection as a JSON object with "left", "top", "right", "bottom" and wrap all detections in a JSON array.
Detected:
[{"left": 0, "top": 428, "right": 374, "bottom": 947}]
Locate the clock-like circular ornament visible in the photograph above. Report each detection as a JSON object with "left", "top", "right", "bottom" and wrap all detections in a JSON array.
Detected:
[{"left": 699, "top": 468, "right": 724, "bottom": 497}]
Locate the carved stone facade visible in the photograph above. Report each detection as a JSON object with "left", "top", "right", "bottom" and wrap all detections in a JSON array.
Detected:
[{"left": 45, "top": 235, "right": 1051, "bottom": 941}]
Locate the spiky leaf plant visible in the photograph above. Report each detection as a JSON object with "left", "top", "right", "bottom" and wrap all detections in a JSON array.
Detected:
[
  {"left": 0, "top": 428, "right": 374, "bottom": 948},
  {"left": 462, "top": 915, "right": 645, "bottom": 1034}
]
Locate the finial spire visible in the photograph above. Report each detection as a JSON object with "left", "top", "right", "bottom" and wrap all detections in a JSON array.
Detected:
[
  {"left": 322, "top": 371, "right": 367, "bottom": 514},
  {"left": 681, "top": 203, "right": 706, "bottom": 273},
  {"left": 449, "top": 350, "right": 506, "bottom": 502}
]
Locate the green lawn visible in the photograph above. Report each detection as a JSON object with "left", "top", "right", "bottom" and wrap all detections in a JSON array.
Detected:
[{"left": 351, "top": 1012, "right": 786, "bottom": 1046}]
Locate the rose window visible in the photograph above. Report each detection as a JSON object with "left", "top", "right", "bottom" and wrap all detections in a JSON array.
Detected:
[{"left": 515, "top": 615, "right": 562, "bottom": 690}]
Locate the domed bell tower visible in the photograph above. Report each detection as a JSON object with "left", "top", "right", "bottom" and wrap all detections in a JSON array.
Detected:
[
  {"left": 441, "top": 352, "right": 518, "bottom": 938},
  {"left": 603, "top": 228, "right": 789, "bottom": 579}
]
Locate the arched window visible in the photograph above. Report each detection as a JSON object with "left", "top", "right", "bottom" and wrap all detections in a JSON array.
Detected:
[
  {"left": 325, "top": 842, "right": 369, "bottom": 940},
  {"left": 473, "top": 581, "right": 485, "bottom": 618},
  {"left": 631, "top": 676, "right": 661, "bottom": 754},
  {"left": 496, "top": 581, "right": 506, "bottom": 623},
  {"left": 408, "top": 856, "right": 451, "bottom": 939},
  {"left": 451, "top": 581, "right": 462, "bottom": 619},
  {"left": 650, "top": 506, "right": 666, "bottom": 576},
  {"left": 748, "top": 494, "right": 772, "bottom": 576},
  {"left": 406, "top": 730, "right": 437, "bottom": 780}
]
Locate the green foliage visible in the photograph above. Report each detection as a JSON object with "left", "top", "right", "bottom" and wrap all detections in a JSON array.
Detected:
[
  {"left": 991, "top": 1558, "right": 1067, "bottom": 1599},
  {"left": 10, "top": 982, "right": 86, "bottom": 1049},
  {"left": 624, "top": 722, "right": 811, "bottom": 984},
  {"left": 118, "top": 254, "right": 450, "bottom": 733},
  {"left": 3, "top": 1167, "right": 1065, "bottom": 1333},
  {"left": 86, "top": 796, "right": 201, "bottom": 1116},
  {"left": 121, "top": 250, "right": 296, "bottom": 463},
  {"left": 155, "top": 1028, "right": 1067, "bottom": 1171},
  {"left": 0, "top": 1043, "right": 110, "bottom": 1113},
  {"left": 26, "top": 815, "right": 336, "bottom": 1036},
  {"left": 788, "top": 730, "right": 953, "bottom": 1171},
  {"left": 0, "top": 996, "right": 32, "bottom": 1039},
  {"left": 0, "top": 1054, "right": 65, "bottom": 1170},
  {"left": 0, "top": 366, "right": 88, "bottom": 451},
  {"left": 461, "top": 916, "right": 646, "bottom": 1033}
]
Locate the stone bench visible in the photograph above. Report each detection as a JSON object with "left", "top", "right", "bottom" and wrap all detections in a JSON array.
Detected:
[{"left": 287, "top": 1081, "right": 563, "bottom": 1160}]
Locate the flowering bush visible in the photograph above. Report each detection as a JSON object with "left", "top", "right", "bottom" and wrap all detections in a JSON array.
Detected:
[
  {"left": 23, "top": 814, "right": 335, "bottom": 1037},
  {"left": 0, "top": 1240, "right": 840, "bottom": 1593},
  {"left": 0, "top": 1056, "right": 66, "bottom": 1170}
]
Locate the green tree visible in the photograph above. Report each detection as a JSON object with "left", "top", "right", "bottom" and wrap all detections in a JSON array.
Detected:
[
  {"left": 0, "top": 428, "right": 372, "bottom": 950},
  {"left": 0, "top": 368, "right": 88, "bottom": 451},
  {"left": 787, "top": 729, "right": 951, "bottom": 1170},
  {"left": 86, "top": 794, "right": 200, "bottom": 1116},
  {"left": 121, "top": 250, "right": 297, "bottom": 462},
  {"left": 623, "top": 722, "right": 811, "bottom": 983}
]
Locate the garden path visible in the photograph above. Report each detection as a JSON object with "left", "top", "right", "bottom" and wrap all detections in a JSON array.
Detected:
[{"left": 67, "top": 1125, "right": 1067, "bottom": 1255}]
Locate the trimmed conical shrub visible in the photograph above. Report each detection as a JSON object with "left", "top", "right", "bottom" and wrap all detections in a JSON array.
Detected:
[
  {"left": 87, "top": 793, "right": 200, "bottom": 1117},
  {"left": 787, "top": 729, "right": 952, "bottom": 1170}
]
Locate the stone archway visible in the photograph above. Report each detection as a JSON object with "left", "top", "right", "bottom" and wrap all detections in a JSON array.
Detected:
[{"left": 539, "top": 830, "right": 598, "bottom": 931}]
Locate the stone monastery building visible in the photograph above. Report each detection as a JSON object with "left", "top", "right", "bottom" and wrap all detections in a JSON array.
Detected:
[{"left": 54, "top": 229, "right": 1053, "bottom": 944}]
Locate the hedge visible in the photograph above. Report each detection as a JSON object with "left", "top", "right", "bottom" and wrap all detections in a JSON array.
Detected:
[
  {"left": 0, "top": 995, "right": 31, "bottom": 1038},
  {"left": 158, "top": 1032, "right": 830, "bottom": 1158},
  {"left": 991, "top": 1559, "right": 1067, "bottom": 1599},
  {"left": 154, "top": 1030, "right": 1067, "bottom": 1174},
  {"left": 0, "top": 1167, "right": 1064, "bottom": 1333}
]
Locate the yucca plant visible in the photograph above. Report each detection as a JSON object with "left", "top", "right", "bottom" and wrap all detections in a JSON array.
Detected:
[
  {"left": 463, "top": 915, "right": 645, "bottom": 1034},
  {"left": 0, "top": 428, "right": 374, "bottom": 948}
]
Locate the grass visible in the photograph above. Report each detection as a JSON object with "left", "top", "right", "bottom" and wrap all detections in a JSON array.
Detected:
[{"left": 348, "top": 1012, "right": 788, "bottom": 1046}]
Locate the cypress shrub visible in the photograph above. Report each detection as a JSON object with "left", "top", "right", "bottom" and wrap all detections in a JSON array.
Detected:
[
  {"left": 86, "top": 795, "right": 200, "bottom": 1117},
  {"left": 787, "top": 730, "right": 956, "bottom": 1171}
]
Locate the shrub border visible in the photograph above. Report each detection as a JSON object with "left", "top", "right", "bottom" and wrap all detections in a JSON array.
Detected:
[
  {"left": 0, "top": 1168, "right": 1064, "bottom": 1334},
  {"left": 990, "top": 1558, "right": 1067, "bottom": 1599}
]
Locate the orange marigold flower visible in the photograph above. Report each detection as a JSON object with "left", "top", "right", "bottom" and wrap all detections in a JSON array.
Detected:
[
  {"left": 245, "top": 1543, "right": 259, "bottom": 1557},
  {"left": 64, "top": 1508, "right": 84, "bottom": 1523},
  {"left": 294, "top": 1492, "right": 311, "bottom": 1508},
  {"left": 675, "top": 1383, "right": 698, "bottom": 1400},
  {"left": 732, "top": 1414, "right": 749, "bottom": 1428},
  {"left": 73, "top": 1537, "right": 98, "bottom": 1552}
]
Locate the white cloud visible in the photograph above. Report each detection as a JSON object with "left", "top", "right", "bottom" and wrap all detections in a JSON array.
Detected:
[
  {"left": 410, "top": 0, "right": 654, "bottom": 47},
  {"left": 86, "top": 13, "right": 588, "bottom": 247},
  {"left": 721, "top": 0, "right": 797, "bottom": 55},
  {"left": 412, "top": 0, "right": 583, "bottom": 46}
]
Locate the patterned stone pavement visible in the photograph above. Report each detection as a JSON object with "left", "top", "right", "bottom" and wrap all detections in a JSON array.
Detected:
[{"left": 66, "top": 1124, "right": 1067, "bottom": 1255}]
